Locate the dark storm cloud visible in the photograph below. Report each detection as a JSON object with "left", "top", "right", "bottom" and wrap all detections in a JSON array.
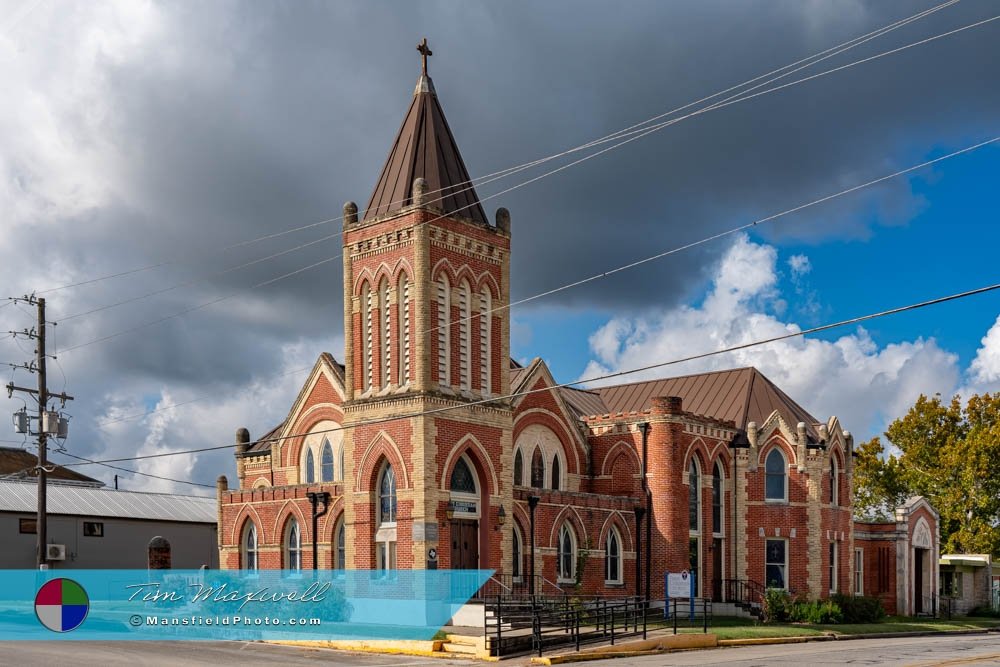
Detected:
[{"left": 1, "top": 0, "right": 997, "bottom": 489}]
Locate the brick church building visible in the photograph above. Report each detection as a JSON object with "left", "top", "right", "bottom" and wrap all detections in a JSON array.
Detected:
[{"left": 217, "top": 47, "right": 936, "bottom": 614}]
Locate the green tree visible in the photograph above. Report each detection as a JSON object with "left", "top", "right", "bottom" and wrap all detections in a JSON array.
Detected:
[{"left": 853, "top": 393, "right": 1000, "bottom": 556}]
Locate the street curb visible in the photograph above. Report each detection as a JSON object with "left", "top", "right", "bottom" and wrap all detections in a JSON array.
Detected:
[{"left": 718, "top": 627, "right": 999, "bottom": 647}]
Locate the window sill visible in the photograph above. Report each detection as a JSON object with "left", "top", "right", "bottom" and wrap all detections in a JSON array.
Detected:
[
  {"left": 764, "top": 499, "right": 788, "bottom": 505},
  {"left": 604, "top": 582, "right": 624, "bottom": 588},
  {"left": 557, "top": 578, "right": 576, "bottom": 585}
]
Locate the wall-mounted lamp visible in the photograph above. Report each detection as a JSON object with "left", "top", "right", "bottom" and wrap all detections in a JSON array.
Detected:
[
  {"left": 445, "top": 507, "right": 455, "bottom": 521},
  {"left": 497, "top": 505, "right": 506, "bottom": 527}
]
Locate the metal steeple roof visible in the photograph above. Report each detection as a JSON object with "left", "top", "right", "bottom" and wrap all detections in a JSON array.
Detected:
[{"left": 362, "top": 49, "right": 488, "bottom": 226}]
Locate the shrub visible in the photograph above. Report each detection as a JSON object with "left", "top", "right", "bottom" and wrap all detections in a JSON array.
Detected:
[
  {"left": 968, "top": 605, "right": 1000, "bottom": 619},
  {"left": 831, "top": 593, "right": 886, "bottom": 623},
  {"left": 790, "top": 599, "right": 843, "bottom": 624},
  {"left": 763, "top": 588, "right": 791, "bottom": 623}
]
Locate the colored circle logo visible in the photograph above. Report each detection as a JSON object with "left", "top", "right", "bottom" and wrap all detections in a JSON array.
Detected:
[{"left": 35, "top": 578, "right": 89, "bottom": 633}]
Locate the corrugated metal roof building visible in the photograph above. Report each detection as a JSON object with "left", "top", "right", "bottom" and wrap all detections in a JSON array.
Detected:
[{"left": 0, "top": 480, "right": 217, "bottom": 569}]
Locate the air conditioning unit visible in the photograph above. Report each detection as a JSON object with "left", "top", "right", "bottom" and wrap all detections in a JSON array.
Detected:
[{"left": 46, "top": 544, "right": 66, "bottom": 561}]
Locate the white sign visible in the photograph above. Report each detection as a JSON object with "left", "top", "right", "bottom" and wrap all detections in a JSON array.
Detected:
[{"left": 667, "top": 571, "right": 691, "bottom": 599}]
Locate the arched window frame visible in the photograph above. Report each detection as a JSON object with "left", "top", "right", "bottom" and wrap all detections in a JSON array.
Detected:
[
  {"left": 479, "top": 287, "right": 492, "bottom": 395},
  {"left": 436, "top": 274, "right": 451, "bottom": 387},
  {"left": 242, "top": 521, "right": 258, "bottom": 571},
  {"left": 830, "top": 455, "right": 839, "bottom": 506},
  {"left": 765, "top": 447, "right": 788, "bottom": 502},
  {"left": 688, "top": 458, "right": 701, "bottom": 533},
  {"left": 378, "top": 278, "right": 391, "bottom": 389},
  {"left": 712, "top": 461, "right": 724, "bottom": 535},
  {"left": 362, "top": 281, "right": 373, "bottom": 392},
  {"left": 458, "top": 280, "right": 472, "bottom": 391},
  {"left": 379, "top": 463, "right": 397, "bottom": 526},
  {"left": 305, "top": 449, "right": 316, "bottom": 484},
  {"left": 530, "top": 446, "right": 545, "bottom": 489},
  {"left": 375, "top": 461, "right": 398, "bottom": 572},
  {"left": 551, "top": 453, "right": 561, "bottom": 491},
  {"left": 557, "top": 523, "right": 577, "bottom": 583},
  {"left": 334, "top": 517, "right": 346, "bottom": 571},
  {"left": 337, "top": 443, "right": 345, "bottom": 482},
  {"left": 397, "top": 273, "right": 410, "bottom": 386},
  {"left": 285, "top": 518, "right": 302, "bottom": 571},
  {"left": 604, "top": 526, "right": 622, "bottom": 584},
  {"left": 512, "top": 523, "right": 524, "bottom": 582},
  {"left": 321, "top": 439, "right": 334, "bottom": 483},
  {"left": 513, "top": 448, "right": 524, "bottom": 487}
]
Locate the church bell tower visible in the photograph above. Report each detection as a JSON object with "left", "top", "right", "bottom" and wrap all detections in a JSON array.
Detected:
[{"left": 339, "top": 40, "right": 513, "bottom": 573}]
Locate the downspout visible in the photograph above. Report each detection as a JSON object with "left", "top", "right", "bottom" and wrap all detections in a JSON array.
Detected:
[{"left": 639, "top": 421, "right": 651, "bottom": 603}]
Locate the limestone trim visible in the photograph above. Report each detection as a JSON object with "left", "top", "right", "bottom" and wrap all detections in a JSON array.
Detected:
[
  {"left": 439, "top": 433, "right": 500, "bottom": 495},
  {"left": 354, "top": 430, "right": 411, "bottom": 492},
  {"left": 599, "top": 440, "right": 642, "bottom": 477},
  {"left": 230, "top": 504, "right": 265, "bottom": 546}
]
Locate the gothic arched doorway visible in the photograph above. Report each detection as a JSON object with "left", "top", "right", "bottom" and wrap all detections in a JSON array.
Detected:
[{"left": 449, "top": 454, "right": 481, "bottom": 569}]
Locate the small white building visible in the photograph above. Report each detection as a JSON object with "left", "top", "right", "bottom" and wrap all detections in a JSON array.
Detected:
[
  {"left": 940, "top": 554, "right": 994, "bottom": 616},
  {"left": 0, "top": 479, "right": 218, "bottom": 569}
]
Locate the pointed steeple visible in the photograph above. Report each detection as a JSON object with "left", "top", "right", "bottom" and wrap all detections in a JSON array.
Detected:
[{"left": 363, "top": 40, "right": 488, "bottom": 225}]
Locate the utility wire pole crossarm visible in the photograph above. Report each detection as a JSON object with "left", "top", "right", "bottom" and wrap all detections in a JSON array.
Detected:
[{"left": 6, "top": 296, "right": 73, "bottom": 569}]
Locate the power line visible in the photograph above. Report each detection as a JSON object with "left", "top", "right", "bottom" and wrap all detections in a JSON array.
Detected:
[
  {"left": 58, "top": 233, "right": 340, "bottom": 322},
  {"left": 424, "top": 135, "right": 1000, "bottom": 335},
  {"left": 51, "top": 15, "right": 998, "bottom": 356},
  {"left": 50, "top": 449, "right": 215, "bottom": 490},
  {"left": 58, "top": 278, "right": 1000, "bottom": 468},
  {"left": 59, "top": 256, "right": 339, "bottom": 353},
  {"left": 93, "top": 365, "right": 314, "bottom": 427},
  {"left": 31, "top": 0, "right": 960, "bottom": 297},
  {"left": 46, "top": 1, "right": 960, "bottom": 325}
]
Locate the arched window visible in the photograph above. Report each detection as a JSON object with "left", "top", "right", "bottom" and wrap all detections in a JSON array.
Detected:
[
  {"left": 398, "top": 273, "right": 410, "bottom": 385},
  {"left": 436, "top": 274, "right": 450, "bottom": 386},
  {"left": 458, "top": 280, "right": 471, "bottom": 391},
  {"left": 479, "top": 288, "right": 491, "bottom": 394},
  {"left": 712, "top": 462, "right": 724, "bottom": 534},
  {"left": 551, "top": 454, "right": 561, "bottom": 491},
  {"left": 557, "top": 524, "right": 576, "bottom": 582},
  {"left": 337, "top": 444, "right": 345, "bottom": 482},
  {"left": 379, "top": 464, "right": 397, "bottom": 525},
  {"left": 376, "top": 462, "right": 397, "bottom": 571},
  {"left": 450, "top": 457, "right": 476, "bottom": 494},
  {"left": 765, "top": 448, "right": 787, "bottom": 501},
  {"left": 305, "top": 449, "right": 315, "bottom": 484},
  {"left": 321, "top": 440, "right": 334, "bottom": 483},
  {"left": 285, "top": 518, "right": 301, "bottom": 571},
  {"left": 530, "top": 447, "right": 545, "bottom": 489},
  {"left": 362, "top": 282, "right": 373, "bottom": 392},
  {"left": 513, "top": 449, "right": 524, "bottom": 487},
  {"left": 605, "top": 527, "right": 621, "bottom": 584},
  {"left": 243, "top": 522, "right": 258, "bottom": 571},
  {"left": 689, "top": 459, "right": 700, "bottom": 532},
  {"left": 378, "top": 278, "right": 391, "bottom": 389},
  {"left": 830, "top": 456, "right": 839, "bottom": 506},
  {"left": 334, "top": 518, "right": 346, "bottom": 570},
  {"left": 512, "top": 525, "right": 524, "bottom": 582}
]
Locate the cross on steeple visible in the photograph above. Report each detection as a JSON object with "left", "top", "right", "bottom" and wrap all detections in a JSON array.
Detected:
[{"left": 417, "top": 37, "right": 432, "bottom": 75}]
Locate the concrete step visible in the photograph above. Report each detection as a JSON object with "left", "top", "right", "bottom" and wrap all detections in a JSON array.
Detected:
[
  {"left": 444, "top": 634, "right": 484, "bottom": 648},
  {"left": 440, "top": 642, "right": 480, "bottom": 655}
]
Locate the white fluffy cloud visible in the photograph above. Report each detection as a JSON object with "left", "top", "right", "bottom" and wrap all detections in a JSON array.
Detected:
[{"left": 579, "top": 235, "right": 964, "bottom": 438}]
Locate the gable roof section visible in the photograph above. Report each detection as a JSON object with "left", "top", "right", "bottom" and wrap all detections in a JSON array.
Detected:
[
  {"left": 246, "top": 353, "right": 345, "bottom": 454},
  {"left": 591, "top": 367, "right": 821, "bottom": 439},
  {"left": 0, "top": 447, "right": 102, "bottom": 486},
  {"left": 363, "top": 73, "right": 488, "bottom": 225}
]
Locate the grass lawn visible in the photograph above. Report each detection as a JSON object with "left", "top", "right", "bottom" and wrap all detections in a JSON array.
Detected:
[{"left": 659, "top": 615, "right": 1000, "bottom": 640}]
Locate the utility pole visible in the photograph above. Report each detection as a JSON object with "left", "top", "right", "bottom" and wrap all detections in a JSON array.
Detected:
[{"left": 6, "top": 295, "right": 73, "bottom": 569}]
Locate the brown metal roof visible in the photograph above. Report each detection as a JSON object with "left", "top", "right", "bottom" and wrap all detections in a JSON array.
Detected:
[
  {"left": 591, "top": 367, "right": 820, "bottom": 439},
  {"left": 363, "top": 74, "right": 488, "bottom": 225},
  {"left": 0, "top": 447, "right": 103, "bottom": 485}
]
